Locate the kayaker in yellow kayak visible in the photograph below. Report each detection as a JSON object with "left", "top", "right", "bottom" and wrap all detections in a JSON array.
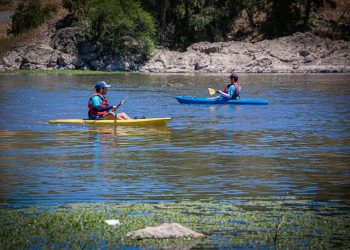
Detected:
[
  {"left": 216, "top": 72, "right": 241, "bottom": 100},
  {"left": 88, "top": 81, "right": 131, "bottom": 120}
]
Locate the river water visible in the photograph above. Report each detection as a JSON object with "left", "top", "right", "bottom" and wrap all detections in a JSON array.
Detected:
[{"left": 0, "top": 73, "right": 349, "bottom": 208}]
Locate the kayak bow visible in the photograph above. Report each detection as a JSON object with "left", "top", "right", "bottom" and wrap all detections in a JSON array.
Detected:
[{"left": 48, "top": 117, "right": 173, "bottom": 126}]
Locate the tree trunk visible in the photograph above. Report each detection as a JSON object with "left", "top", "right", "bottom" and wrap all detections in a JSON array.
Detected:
[
  {"left": 303, "top": 0, "right": 312, "bottom": 30},
  {"left": 159, "top": 0, "right": 168, "bottom": 46}
]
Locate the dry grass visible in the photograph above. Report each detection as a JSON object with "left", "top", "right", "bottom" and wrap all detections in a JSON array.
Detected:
[
  {"left": 0, "top": 6, "right": 67, "bottom": 57},
  {"left": 0, "top": 0, "right": 62, "bottom": 11},
  {"left": 0, "top": 13, "right": 11, "bottom": 39},
  {"left": 0, "top": 0, "right": 18, "bottom": 11},
  {"left": 319, "top": 0, "right": 350, "bottom": 21}
]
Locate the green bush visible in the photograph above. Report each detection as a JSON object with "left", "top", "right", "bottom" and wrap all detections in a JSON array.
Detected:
[
  {"left": 62, "top": 0, "right": 91, "bottom": 16},
  {"left": 10, "top": 0, "right": 57, "bottom": 35},
  {"left": 87, "top": 0, "right": 156, "bottom": 60}
]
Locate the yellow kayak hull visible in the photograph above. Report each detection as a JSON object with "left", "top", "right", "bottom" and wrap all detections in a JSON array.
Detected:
[{"left": 48, "top": 117, "right": 172, "bottom": 126}]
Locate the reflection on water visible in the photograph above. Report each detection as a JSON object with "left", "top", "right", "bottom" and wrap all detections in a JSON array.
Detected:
[{"left": 0, "top": 73, "right": 349, "bottom": 207}]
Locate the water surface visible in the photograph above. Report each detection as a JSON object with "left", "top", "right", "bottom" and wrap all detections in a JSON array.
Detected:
[{"left": 0, "top": 73, "right": 349, "bottom": 207}]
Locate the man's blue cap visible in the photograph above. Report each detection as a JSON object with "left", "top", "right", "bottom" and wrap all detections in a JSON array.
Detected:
[{"left": 95, "top": 81, "right": 111, "bottom": 89}]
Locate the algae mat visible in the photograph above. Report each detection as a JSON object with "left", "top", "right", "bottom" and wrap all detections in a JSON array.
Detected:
[{"left": 1, "top": 199, "right": 349, "bottom": 249}]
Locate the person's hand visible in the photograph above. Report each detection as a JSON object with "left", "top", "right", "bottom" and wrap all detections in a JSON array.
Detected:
[{"left": 112, "top": 106, "right": 118, "bottom": 111}]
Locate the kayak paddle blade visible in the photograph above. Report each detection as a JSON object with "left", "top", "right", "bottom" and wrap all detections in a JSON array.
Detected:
[
  {"left": 116, "top": 95, "right": 128, "bottom": 109},
  {"left": 208, "top": 88, "right": 216, "bottom": 95},
  {"left": 120, "top": 95, "right": 128, "bottom": 105}
]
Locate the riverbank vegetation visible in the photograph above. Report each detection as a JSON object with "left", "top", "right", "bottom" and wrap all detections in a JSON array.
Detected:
[
  {"left": 1, "top": 0, "right": 349, "bottom": 58},
  {"left": 1, "top": 199, "right": 349, "bottom": 249},
  {"left": 3, "top": 69, "right": 121, "bottom": 74},
  {"left": 9, "top": 0, "right": 57, "bottom": 35},
  {"left": 61, "top": 0, "right": 350, "bottom": 50}
]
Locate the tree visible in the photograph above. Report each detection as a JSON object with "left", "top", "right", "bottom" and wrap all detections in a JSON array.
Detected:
[
  {"left": 87, "top": 0, "right": 156, "bottom": 60},
  {"left": 303, "top": 0, "right": 312, "bottom": 30},
  {"left": 263, "top": 0, "right": 303, "bottom": 37},
  {"left": 140, "top": 0, "right": 241, "bottom": 50},
  {"left": 10, "top": 0, "right": 57, "bottom": 35}
]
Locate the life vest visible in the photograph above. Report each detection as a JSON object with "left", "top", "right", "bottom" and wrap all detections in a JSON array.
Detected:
[
  {"left": 88, "top": 93, "right": 109, "bottom": 117},
  {"left": 223, "top": 82, "right": 241, "bottom": 99}
]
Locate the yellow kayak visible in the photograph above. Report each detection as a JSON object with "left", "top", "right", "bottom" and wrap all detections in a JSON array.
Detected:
[{"left": 48, "top": 117, "right": 173, "bottom": 126}]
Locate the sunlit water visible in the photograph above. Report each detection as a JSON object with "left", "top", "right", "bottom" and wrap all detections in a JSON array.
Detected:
[{"left": 0, "top": 73, "right": 349, "bottom": 208}]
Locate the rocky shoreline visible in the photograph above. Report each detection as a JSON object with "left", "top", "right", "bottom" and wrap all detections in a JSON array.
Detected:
[
  {"left": 0, "top": 15, "right": 349, "bottom": 74},
  {"left": 140, "top": 32, "right": 350, "bottom": 73}
]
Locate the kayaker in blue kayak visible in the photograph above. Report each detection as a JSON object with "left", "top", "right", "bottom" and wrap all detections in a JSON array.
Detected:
[
  {"left": 216, "top": 72, "right": 241, "bottom": 100},
  {"left": 88, "top": 81, "right": 130, "bottom": 120}
]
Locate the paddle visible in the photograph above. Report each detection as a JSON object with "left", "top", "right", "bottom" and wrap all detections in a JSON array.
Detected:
[
  {"left": 115, "top": 95, "right": 128, "bottom": 110},
  {"left": 114, "top": 95, "right": 128, "bottom": 123},
  {"left": 208, "top": 87, "right": 218, "bottom": 95}
]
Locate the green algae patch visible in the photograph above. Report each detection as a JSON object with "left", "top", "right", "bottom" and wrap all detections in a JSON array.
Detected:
[{"left": 0, "top": 200, "right": 349, "bottom": 249}]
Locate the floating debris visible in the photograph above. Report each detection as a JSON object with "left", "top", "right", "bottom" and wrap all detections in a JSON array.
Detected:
[
  {"left": 126, "top": 223, "right": 205, "bottom": 240},
  {"left": 105, "top": 219, "right": 121, "bottom": 226}
]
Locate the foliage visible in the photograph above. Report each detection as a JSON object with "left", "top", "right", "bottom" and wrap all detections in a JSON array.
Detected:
[
  {"left": 62, "top": 0, "right": 91, "bottom": 16},
  {"left": 139, "top": 0, "right": 329, "bottom": 48},
  {"left": 91, "top": 0, "right": 155, "bottom": 59},
  {"left": 140, "top": 0, "right": 242, "bottom": 50},
  {"left": 1, "top": 200, "right": 349, "bottom": 249},
  {"left": 63, "top": 0, "right": 156, "bottom": 60},
  {"left": 262, "top": 0, "right": 325, "bottom": 38},
  {"left": 10, "top": 0, "right": 57, "bottom": 35},
  {"left": 58, "top": 0, "right": 342, "bottom": 56}
]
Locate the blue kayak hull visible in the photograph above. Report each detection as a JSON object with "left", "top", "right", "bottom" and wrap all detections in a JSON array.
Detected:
[{"left": 175, "top": 96, "right": 268, "bottom": 105}]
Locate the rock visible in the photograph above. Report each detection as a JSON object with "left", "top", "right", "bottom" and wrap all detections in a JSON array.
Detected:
[
  {"left": 303, "top": 55, "right": 314, "bottom": 63},
  {"left": 55, "top": 14, "right": 79, "bottom": 30},
  {"left": 299, "top": 50, "right": 310, "bottom": 57},
  {"left": 80, "top": 52, "right": 98, "bottom": 62},
  {"left": 0, "top": 50, "right": 23, "bottom": 70},
  {"left": 50, "top": 26, "right": 83, "bottom": 55},
  {"left": 48, "top": 50, "right": 59, "bottom": 67},
  {"left": 72, "top": 57, "right": 85, "bottom": 68},
  {"left": 57, "top": 53, "right": 76, "bottom": 67},
  {"left": 90, "top": 59, "right": 105, "bottom": 70},
  {"left": 141, "top": 32, "right": 350, "bottom": 73},
  {"left": 22, "top": 44, "right": 55, "bottom": 65},
  {"left": 126, "top": 223, "right": 205, "bottom": 240},
  {"left": 78, "top": 41, "right": 97, "bottom": 55}
]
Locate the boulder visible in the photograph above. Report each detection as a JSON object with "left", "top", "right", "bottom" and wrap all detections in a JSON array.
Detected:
[
  {"left": 80, "top": 52, "right": 97, "bottom": 62},
  {"left": 0, "top": 50, "right": 23, "bottom": 70},
  {"left": 126, "top": 223, "right": 205, "bottom": 240},
  {"left": 22, "top": 44, "right": 55, "bottom": 65},
  {"left": 78, "top": 41, "right": 97, "bottom": 55},
  {"left": 50, "top": 26, "right": 83, "bottom": 55},
  {"left": 55, "top": 14, "right": 79, "bottom": 30},
  {"left": 57, "top": 52, "right": 76, "bottom": 67},
  {"left": 90, "top": 59, "right": 105, "bottom": 70}
]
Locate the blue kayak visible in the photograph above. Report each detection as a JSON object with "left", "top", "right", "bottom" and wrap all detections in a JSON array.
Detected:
[{"left": 175, "top": 96, "right": 268, "bottom": 105}]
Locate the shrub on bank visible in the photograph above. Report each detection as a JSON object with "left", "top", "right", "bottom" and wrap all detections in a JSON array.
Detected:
[
  {"left": 86, "top": 0, "right": 156, "bottom": 60},
  {"left": 9, "top": 0, "right": 57, "bottom": 35}
]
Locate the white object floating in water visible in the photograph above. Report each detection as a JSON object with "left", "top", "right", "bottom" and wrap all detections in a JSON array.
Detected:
[{"left": 105, "top": 219, "right": 121, "bottom": 226}]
